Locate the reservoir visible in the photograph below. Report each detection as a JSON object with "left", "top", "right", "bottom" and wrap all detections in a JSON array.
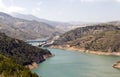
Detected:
[{"left": 32, "top": 48, "right": 120, "bottom": 77}]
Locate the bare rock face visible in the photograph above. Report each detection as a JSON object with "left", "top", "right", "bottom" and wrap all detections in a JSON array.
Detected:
[
  {"left": 112, "top": 61, "right": 120, "bottom": 69},
  {"left": 25, "top": 62, "right": 38, "bottom": 70}
]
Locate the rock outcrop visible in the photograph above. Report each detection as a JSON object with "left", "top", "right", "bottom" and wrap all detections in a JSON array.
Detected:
[{"left": 112, "top": 61, "right": 120, "bottom": 69}]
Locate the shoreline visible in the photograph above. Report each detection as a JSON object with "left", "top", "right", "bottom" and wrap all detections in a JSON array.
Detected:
[
  {"left": 51, "top": 45, "right": 120, "bottom": 69},
  {"left": 112, "top": 61, "right": 120, "bottom": 69},
  {"left": 26, "top": 54, "right": 54, "bottom": 70},
  {"left": 50, "top": 45, "right": 120, "bottom": 56},
  {"left": 25, "top": 62, "right": 38, "bottom": 70}
]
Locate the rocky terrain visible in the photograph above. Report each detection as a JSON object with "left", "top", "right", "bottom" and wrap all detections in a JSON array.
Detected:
[
  {"left": 0, "top": 12, "right": 60, "bottom": 41},
  {"left": 11, "top": 12, "right": 87, "bottom": 32},
  {"left": 113, "top": 61, "right": 120, "bottom": 69},
  {"left": 51, "top": 24, "right": 120, "bottom": 55}
]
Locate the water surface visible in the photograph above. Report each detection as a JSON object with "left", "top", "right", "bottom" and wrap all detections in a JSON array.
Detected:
[{"left": 32, "top": 48, "right": 120, "bottom": 77}]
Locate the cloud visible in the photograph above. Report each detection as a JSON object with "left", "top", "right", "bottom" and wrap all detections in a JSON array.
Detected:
[
  {"left": 31, "top": 7, "right": 41, "bottom": 16},
  {"left": 69, "top": 0, "right": 76, "bottom": 3},
  {"left": 79, "top": 0, "right": 109, "bottom": 2},
  {"left": 67, "top": 0, "right": 95, "bottom": 4},
  {"left": 6, "top": 6, "right": 26, "bottom": 13},
  {"left": 10, "top": 0, "right": 14, "bottom": 5},
  {"left": 37, "top": 1, "right": 43, "bottom": 6},
  {"left": 116, "top": 0, "right": 120, "bottom": 2},
  {"left": 0, "top": 0, "right": 26, "bottom": 13},
  {"left": 57, "top": 11, "right": 63, "bottom": 16},
  {"left": 80, "top": 0, "right": 96, "bottom": 2},
  {"left": 0, "top": 0, "right": 6, "bottom": 11}
]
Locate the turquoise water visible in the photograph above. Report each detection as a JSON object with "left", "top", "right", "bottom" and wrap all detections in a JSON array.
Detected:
[{"left": 32, "top": 48, "right": 120, "bottom": 77}]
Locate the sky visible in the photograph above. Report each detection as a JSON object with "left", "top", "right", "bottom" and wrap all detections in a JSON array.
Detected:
[{"left": 0, "top": 0, "right": 120, "bottom": 22}]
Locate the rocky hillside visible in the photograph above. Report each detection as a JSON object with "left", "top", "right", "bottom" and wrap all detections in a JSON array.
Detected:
[
  {"left": 11, "top": 12, "right": 84, "bottom": 32},
  {"left": 0, "top": 12, "right": 59, "bottom": 40},
  {"left": 107, "top": 21, "right": 120, "bottom": 28},
  {"left": 0, "top": 32, "right": 52, "bottom": 65},
  {"left": 53, "top": 24, "right": 120, "bottom": 52}
]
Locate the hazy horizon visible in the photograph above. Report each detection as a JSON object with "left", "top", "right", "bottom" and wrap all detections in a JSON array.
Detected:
[{"left": 0, "top": 0, "right": 120, "bottom": 22}]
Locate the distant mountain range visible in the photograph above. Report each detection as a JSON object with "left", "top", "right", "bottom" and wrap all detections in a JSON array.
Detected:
[
  {"left": 0, "top": 12, "right": 88, "bottom": 41},
  {"left": 11, "top": 12, "right": 87, "bottom": 32},
  {"left": 0, "top": 12, "right": 120, "bottom": 41},
  {"left": 0, "top": 12, "right": 60, "bottom": 40}
]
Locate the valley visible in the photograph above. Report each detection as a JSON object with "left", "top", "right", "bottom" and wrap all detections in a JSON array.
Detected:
[{"left": 0, "top": 11, "right": 120, "bottom": 77}]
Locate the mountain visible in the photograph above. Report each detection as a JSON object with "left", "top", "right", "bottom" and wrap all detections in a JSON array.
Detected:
[
  {"left": 0, "top": 32, "right": 52, "bottom": 77},
  {"left": 52, "top": 24, "right": 120, "bottom": 53},
  {"left": 11, "top": 12, "right": 49, "bottom": 22},
  {"left": 11, "top": 12, "right": 85, "bottom": 32},
  {"left": 0, "top": 32, "right": 52, "bottom": 65},
  {"left": 0, "top": 12, "right": 59, "bottom": 40},
  {"left": 107, "top": 21, "right": 120, "bottom": 28}
]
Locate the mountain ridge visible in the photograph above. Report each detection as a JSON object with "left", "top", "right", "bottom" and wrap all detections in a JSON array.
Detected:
[
  {"left": 11, "top": 12, "right": 87, "bottom": 32},
  {"left": 51, "top": 24, "right": 120, "bottom": 54},
  {"left": 0, "top": 32, "right": 52, "bottom": 77},
  {"left": 0, "top": 12, "right": 60, "bottom": 40},
  {"left": 0, "top": 32, "right": 52, "bottom": 65}
]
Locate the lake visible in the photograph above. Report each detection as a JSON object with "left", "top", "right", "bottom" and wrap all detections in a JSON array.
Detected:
[{"left": 32, "top": 48, "right": 120, "bottom": 77}]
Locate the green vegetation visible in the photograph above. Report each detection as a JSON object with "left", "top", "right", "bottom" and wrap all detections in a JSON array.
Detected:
[
  {"left": 53, "top": 24, "right": 120, "bottom": 52},
  {"left": 80, "top": 30, "right": 120, "bottom": 52},
  {"left": 0, "top": 32, "right": 52, "bottom": 77},
  {"left": 0, "top": 32, "right": 51, "bottom": 65},
  {"left": 54, "top": 24, "right": 119, "bottom": 45},
  {"left": 0, "top": 54, "right": 38, "bottom": 77}
]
